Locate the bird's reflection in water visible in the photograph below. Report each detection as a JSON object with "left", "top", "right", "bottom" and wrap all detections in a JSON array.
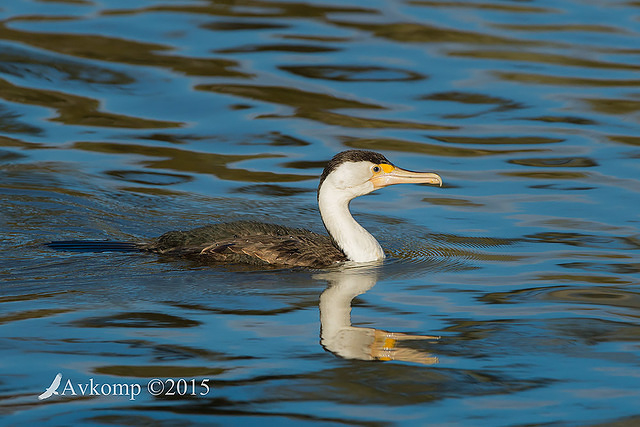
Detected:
[{"left": 317, "top": 263, "right": 439, "bottom": 364}]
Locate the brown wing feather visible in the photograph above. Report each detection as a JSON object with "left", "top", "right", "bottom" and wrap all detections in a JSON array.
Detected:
[
  {"left": 145, "top": 221, "right": 347, "bottom": 268},
  {"left": 199, "top": 234, "right": 347, "bottom": 268}
]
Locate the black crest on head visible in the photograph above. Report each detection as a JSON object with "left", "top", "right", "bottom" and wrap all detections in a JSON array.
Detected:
[{"left": 318, "top": 150, "right": 392, "bottom": 191}]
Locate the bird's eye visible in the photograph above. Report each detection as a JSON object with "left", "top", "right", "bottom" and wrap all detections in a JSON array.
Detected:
[{"left": 372, "top": 165, "right": 381, "bottom": 173}]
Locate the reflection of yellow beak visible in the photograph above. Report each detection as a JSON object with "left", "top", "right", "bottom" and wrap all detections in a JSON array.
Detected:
[{"left": 370, "top": 165, "right": 442, "bottom": 190}]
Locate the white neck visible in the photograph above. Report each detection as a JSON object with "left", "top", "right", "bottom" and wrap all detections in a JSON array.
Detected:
[{"left": 318, "top": 181, "right": 385, "bottom": 263}]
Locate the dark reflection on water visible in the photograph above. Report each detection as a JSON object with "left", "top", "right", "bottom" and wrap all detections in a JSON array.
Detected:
[
  {"left": 281, "top": 65, "right": 426, "bottom": 82},
  {"left": 1, "top": 0, "right": 640, "bottom": 425},
  {"left": 73, "top": 312, "right": 202, "bottom": 329}
]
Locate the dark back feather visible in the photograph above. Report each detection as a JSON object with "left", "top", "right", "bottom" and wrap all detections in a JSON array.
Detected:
[{"left": 145, "top": 220, "right": 347, "bottom": 268}]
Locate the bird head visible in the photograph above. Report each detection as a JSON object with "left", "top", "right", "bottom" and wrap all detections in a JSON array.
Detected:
[{"left": 318, "top": 150, "right": 442, "bottom": 201}]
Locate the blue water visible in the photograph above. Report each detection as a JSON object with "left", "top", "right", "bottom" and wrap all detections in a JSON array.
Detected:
[{"left": 1, "top": 0, "right": 639, "bottom": 425}]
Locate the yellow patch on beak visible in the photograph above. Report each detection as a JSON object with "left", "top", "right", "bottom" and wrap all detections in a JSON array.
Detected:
[{"left": 379, "top": 163, "right": 395, "bottom": 174}]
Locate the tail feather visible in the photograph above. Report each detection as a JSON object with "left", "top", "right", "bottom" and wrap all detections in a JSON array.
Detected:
[{"left": 45, "top": 240, "right": 142, "bottom": 253}]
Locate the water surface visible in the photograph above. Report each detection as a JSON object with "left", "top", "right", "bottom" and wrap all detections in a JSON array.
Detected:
[{"left": 1, "top": 0, "right": 639, "bottom": 425}]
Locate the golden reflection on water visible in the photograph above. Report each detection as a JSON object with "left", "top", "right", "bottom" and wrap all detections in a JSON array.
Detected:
[
  {"left": 481, "top": 286, "right": 640, "bottom": 312},
  {"left": 609, "top": 135, "right": 640, "bottom": 146},
  {"left": 343, "top": 137, "right": 538, "bottom": 157},
  {"left": 333, "top": 21, "right": 536, "bottom": 46},
  {"left": 107, "top": 1, "right": 376, "bottom": 19},
  {"left": 197, "top": 83, "right": 383, "bottom": 109},
  {"left": 0, "top": 21, "right": 248, "bottom": 78},
  {"left": 508, "top": 157, "right": 597, "bottom": 168},
  {"left": 72, "top": 141, "right": 310, "bottom": 182},
  {"left": 497, "top": 72, "right": 640, "bottom": 88},
  {"left": 0, "top": 78, "right": 182, "bottom": 129},
  {"left": 408, "top": 1, "right": 552, "bottom": 13},
  {"left": 452, "top": 50, "right": 640, "bottom": 71}
]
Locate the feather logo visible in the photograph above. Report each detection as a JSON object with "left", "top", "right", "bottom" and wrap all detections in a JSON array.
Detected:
[{"left": 38, "top": 373, "right": 63, "bottom": 400}]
